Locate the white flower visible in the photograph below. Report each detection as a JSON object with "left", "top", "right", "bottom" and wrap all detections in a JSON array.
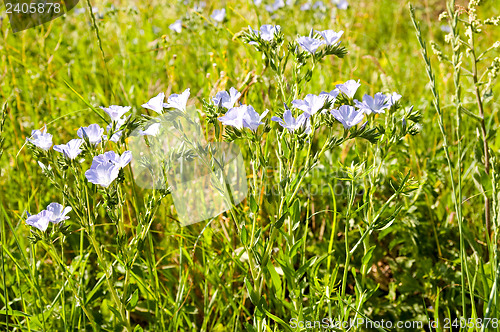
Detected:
[
  {"left": 142, "top": 92, "right": 165, "bottom": 114},
  {"left": 163, "top": 88, "right": 190, "bottom": 112},
  {"left": 138, "top": 123, "right": 161, "bottom": 136}
]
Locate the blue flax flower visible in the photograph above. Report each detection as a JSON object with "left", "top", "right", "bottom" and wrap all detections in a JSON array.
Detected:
[
  {"left": 142, "top": 92, "right": 165, "bottom": 114},
  {"left": 211, "top": 8, "right": 226, "bottom": 22},
  {"left": 336, "top": 79, "right": 360, "bottom": 99},
  {"left": 330, "top": 105, "right": 364, "bottom": 129},
  {"left": 297, "top": 36, "right": 325, "bottom": 54},
  {"left": 163, "top": 88, "right": 190, "bottom": 112},
  {"left": 218, "top": 105, "right": 268, "bottom": 132},
  {"left": 354, "top": 93, "right": 391, "bottom": 114},
  {"left": 169, "top": 20, "right": 182, "bottom": 33},
  {"left": 54, "top": 139, "right": 84, "bottom": 160},
  {"left": 316, "top": 29, "right": 344, "bottom": 46},
  {"left": 271, "top": 109, "right": 311, "bottom": 133},
  {"left": 77, "top": 124, "right": 104, "bottom": 145},
  {"left": 27, "top": 125, "right": 52, "bottom": 151},
  {"left": 292, "top": 94, "right": 327, "bottom": 116},
  {"left": 212, "top": 87, "right": 241, "bottom": 109},
  {"left": 100, "top": 105, "right": 131, "bottom": 122}
]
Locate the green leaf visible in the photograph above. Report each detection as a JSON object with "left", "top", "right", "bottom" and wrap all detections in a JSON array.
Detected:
[
  {"left": 134, "top": 325, "right": 144, "bottom": 332},
  {"left": 249, "top": 194, "right": 258, "bottom": 213},
  {"left": 266, "top": 260, "right": 282, "bottom": 299},
  {"left": 244, "top": 277, "right": 260, "bottom": 305},
  {"left": 126, "top": 289, "right": 139, "bottom": 310},
  {"left": 0, "top": 310, "right": 31, "bottom": 317}
]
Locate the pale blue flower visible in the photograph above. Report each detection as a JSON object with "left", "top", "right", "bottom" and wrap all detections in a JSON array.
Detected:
[
  {"left": 26, "top": 210, "right": 53, "bottom": 231},
  {"left": 85, "top": 161, "right": 120, "bottom": 187},
  {"left": 139, "top": 123, "right": 161, "bottom": 136},
  {"left": 312, "top": 1, "right": 326, "bottom": 10},
  {"left": 330, "top": 105, "right": 364, "bottom": 129},
  {"left": 300, "top": 2, "right": 311, "bottom": 10},
  {"left": 271, "top": 109, "right": 311, "bottom": 133},
  {"left": 386, "top": 92, "right": 402, "bottom": 107},
  {"left": 104, "top": 115, "right": 127, "bottom": 143},
  {"left": 211, "top": 8, "right": 226, "bottom": 22},
  {"left": 254, "top": 0, "right": 262, "bottom": 5},
  {"left": 27, "top": 126, "right": 52, "bottom": 151},
  {"left": 297, "top": 36, "right": 325, "bottom": 54},
  {"left": 218, "top": 105, "right": 268, "bottom": 132},
  {"left": 92, "top": 150, "right": 132, "bottom": 169},
  {"left": 169, "top": 20, "right": 182, "bottom": 33},
  {"left": 319, "top": 89, "right": 340, "bottom": 104},
  {"left": 355, "top": 93, "right": 391, "bottom": 114},
  {"left": 317, "top": 29, "right": 343, "bottom": 46},
  {"left": 77, "top": 124, "right": 104, "bottom": 145},
  {"left": 292, "top": 94, "right": 327, "bottom": 115},
  {"left": 335, "top": 0, "right": 348, "bottom": 10},
  {"left": 142, "top": 92, "right": 165, "bottom": 114},
  {"left": 335, "top": 79, "right": 360, "bottom": 99},
  {"left": 265, "top": 0, "right": 285, "bottom": 12},
  {"left": 100, "top": 105, "right": 131, "bottom": 122},
  {"left": 54, "top": 139, "right": 84, "bottom": 159},
  {"left": 163, "top": 88, "right": 190, "bottom": 112},
  {"left": 46, "top": 203, "right": 72, "bottom": 224},
  {"left": 213, "top": 87, "right": 241, "bottom": 109},
  {"left": 258, "top": 25, "right": 281, "bottom": 41}
]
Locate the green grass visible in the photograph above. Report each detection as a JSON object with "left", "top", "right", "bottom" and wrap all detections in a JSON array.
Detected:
[{"left": 1, "top": 0, "right": 500, "bottom": 331}]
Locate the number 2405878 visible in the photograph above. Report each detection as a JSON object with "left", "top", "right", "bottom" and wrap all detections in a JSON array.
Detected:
[{"left": 5, "top": 2, "right": 62, "bottom": 14}]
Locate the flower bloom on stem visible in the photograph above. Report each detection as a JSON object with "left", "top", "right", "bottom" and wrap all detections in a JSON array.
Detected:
[
  {"left": 77, "top": 124, "right": 104, "bottom": 145},
  {"left": 250, "top": 24, "right": 281, "bottom": 42},
  {"left": 85, "top": 160, "right": 120, "bottom": 187},
  {"left": 271, "top": 109, "right": 311, "bottom": 133},
  {"left": 355, "top": 92, "right": 391, "bottom": 114},
  {"left": 297, "top": 36, "right": 325, "bottom": 54},
  {"left": 319, "top": 89, "right": 340, "bottom": 104},
  {"left": 27, "top": 125, "right": 53, "bottom": 150},
  {"left": 92, "top": 150, "right": 132, "bottom": 169},
  {"left": 316, "top": 29, "right": 344, "bottom": 46},
  {"left": 46, "top": 203, "right": 72, "bottom": 223},
  {"left": 54, "top": 139, "right": 84, "bottom": 159},
  {"left": 100, "top": 105, "right": 131, "bottom": 122},
  {"left": 292, "top": 94, "right": 327, "bottom": 116},
  {"left": 169, "top": 20, "right": 182, "bottom": 33},
  {"left": 26, "top": 202, "right": 72, "bottom": 231},
  {"left": 104, "top": 115, "right": 128, "bottom": 143},
  {"left": 211, "top": 8, "right": 226, "bottom": 22},
  {"left": 142, "top": 92, "right": 165, "bottom": 114},
  {"left": 218, "top": 105, "right": 268, "bottom": 132},
  {"left": 386, "top": 92, "right": 402, "bottom": 107},
  {"left": 26, "top": 210, "right": 53, "bottom": 231},
  {"left": 335, "top": 0, "right": 348, "bottom": 10},
  {"left": 265, "top": 0, "right": 284, "bottom": 12},
  {"left": 330, "top": 105, "right": 365, "bottom": 129},
  {"left": 139, "top": 123, "right": 161, "bottom": 136},
  {"left": 336, "top": 79, "right": 361, "bottom": 99},
  {"left": 212, "top": 87, "right": 241, "bottom": 109},
  {"left": 164, "top": 88, "right": 190, "bottom": 112}
]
